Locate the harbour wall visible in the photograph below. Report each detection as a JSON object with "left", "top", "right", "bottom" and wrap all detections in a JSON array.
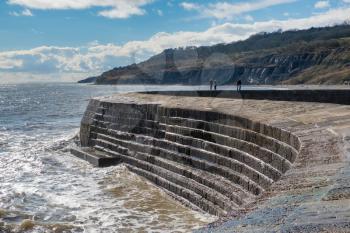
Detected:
[
  {"left": 76, "top": 92, "right": 301, "bottom": 216},
  {"left": 72, "top": 91, "right": 350, "bottom": 232}
]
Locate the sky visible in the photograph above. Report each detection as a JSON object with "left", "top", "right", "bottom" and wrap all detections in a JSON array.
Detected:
[{"left": 1, "top": 0, "right": 350, "bottom": 83}]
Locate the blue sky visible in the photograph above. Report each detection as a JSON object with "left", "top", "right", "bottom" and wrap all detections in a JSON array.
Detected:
[{"left": 1, "top": 0, "right": 350, "bottom": 83}]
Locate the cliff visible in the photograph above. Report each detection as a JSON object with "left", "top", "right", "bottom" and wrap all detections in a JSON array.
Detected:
[
  {"left": 78, "top": 76, "right": 97, "bottom": 84},
  {"left": 84, "top": 25, "right": 350, "bottom": 85}
]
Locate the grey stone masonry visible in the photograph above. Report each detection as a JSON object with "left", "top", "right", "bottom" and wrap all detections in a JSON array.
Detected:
[
  {"left": 75, "top": 92, "right": 305, "bottom": 218},
  {"left": 73, "top": 90, "right": 350, "bottom": 232}
]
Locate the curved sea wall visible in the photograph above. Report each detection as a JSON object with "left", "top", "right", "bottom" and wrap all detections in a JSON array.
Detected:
[{"left": 72, "top": 90, "right": 350, "bottom": 231}]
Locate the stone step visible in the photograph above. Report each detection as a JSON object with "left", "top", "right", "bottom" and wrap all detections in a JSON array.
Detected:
[
  {"left": 96, "top": 106, "right": 156, "bottom": 121},
  {"left": 94, "top": 146, "right": 229, "bottom": 216},
  {"left": 95, "top": 113, "right": 160, "bottom": 129},
  {"left": 93, "top": 114, "right": 297, "bottom": 163},
  {"left": 158, "top": 118, "right": 294, "bottom": 164},
  {"left": 91, "top": 126, "right": 281, "bottom": 181},
  {"left": 128, "top": 166, "right": 206, "bottom": 215},
  {"left": 94, "top": 110, "right": 294, "bottom": 154},
  {"left": 123, "top": 149, "right": 253, "bottom": 206},
  {"left": 156, "top": 106, "right": 300, "bottom": 150},
  {"left": 91, "top": 122, "right": 291, "bottom": 174},
  {"left": 93, "top": 137, "right": 264, "bottom": 196},
  {"left": 95, "top": 105, "right": 300, "bottom": 151},
  {"left": 90, "top": 131, "right": 254, "bottom": 206},
  {"left": 159, "top": 116, "right": 298, "bottom": 162},
  {"left": 126, "top": 165, "right": 225, "bottom": 216},
  {"left": 92, "top": 136, "right": 253, "bottom": 206},
  {"left": 69, "top": 147, "right": 121, "bottom": 167},
  {"left": 92, "top": 118, "right": 165, "bottom": 138},
  {"left": 159, "top": 124, "right": 289, "bottom": 177},
  {"left": 164, "top": 131, "right": 291, "bottom": 174},
  {"left": 95, "top": 133, "right": 273, "bottom": 189}
]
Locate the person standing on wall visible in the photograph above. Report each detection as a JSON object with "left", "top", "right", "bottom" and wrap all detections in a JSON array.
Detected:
[
  {"left": 237, "top": 80, "right": 242, "bottom": 92},
  {"left": 214, "top": 80, "right": 217, "bottom": 91},
  {"left": 209, "top": 79, "right": 213, "bottom": 91}
]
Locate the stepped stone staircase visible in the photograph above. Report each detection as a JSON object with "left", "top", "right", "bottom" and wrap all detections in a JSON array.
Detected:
[{"left": 71, "top": 99, "right": 301, "bottom": 216}]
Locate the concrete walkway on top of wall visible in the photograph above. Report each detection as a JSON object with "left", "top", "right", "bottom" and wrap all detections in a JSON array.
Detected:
[{"left": 141, "top": 86, "right": 350, "bottom": 105}]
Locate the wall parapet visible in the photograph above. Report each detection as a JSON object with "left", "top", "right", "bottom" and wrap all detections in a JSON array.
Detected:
[{"left": 141, "top": 89, "right": 350, "bottom": 105}]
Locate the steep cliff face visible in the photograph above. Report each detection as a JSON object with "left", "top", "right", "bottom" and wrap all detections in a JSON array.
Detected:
[
  {"left": 90, "top": 25, "right": 350, "bottom": 85},
  {"left": 230, "top": 50, "right": 336, "bottom": 84}
]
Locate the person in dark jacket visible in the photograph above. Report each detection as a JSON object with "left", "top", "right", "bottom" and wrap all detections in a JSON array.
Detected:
[{"left": 237, "top": 80, "right": 242, "bottom": 92}]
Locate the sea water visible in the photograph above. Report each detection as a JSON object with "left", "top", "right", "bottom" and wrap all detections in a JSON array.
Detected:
[{"left": 0, "top": 83, "right": 218, "bottom": 233}]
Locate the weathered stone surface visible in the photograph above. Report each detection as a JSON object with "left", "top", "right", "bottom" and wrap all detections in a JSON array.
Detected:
[
  {"left": 70, "top": 147, "right": 121, "bottom": 167},
  {"left": 75, "top": 91, "right": 350, "bottom": 231}
]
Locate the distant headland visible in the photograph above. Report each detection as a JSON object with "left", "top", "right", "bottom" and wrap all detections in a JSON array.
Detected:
[{"left": 78, "top": 24, "right": 350, "bottom": 85}]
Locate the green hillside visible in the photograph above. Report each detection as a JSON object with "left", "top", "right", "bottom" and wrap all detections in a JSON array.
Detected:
[{"left": 79, "top": 24, "right": 350, "bottom": 85}]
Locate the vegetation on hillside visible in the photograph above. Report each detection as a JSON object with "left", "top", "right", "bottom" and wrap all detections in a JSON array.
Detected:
[{"left": 80, "top": 24, "right": 350, "bottom": 85}]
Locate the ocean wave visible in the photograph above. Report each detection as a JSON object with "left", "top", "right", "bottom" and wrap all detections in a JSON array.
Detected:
[{"left": 0, "top": 84, "right": 214, "bottom": 232}]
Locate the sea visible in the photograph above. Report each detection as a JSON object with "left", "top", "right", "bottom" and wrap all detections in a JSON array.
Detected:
[{"left": 0, "top": 83, "right": 223, "bottom": 233}]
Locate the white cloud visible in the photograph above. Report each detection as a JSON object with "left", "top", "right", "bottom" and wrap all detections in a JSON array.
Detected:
[
  {"left": 244, "top": 15, "right": 254, "bottom": 22},
  {"left": 7, "top": 0, "right": 153, "bottom": 19},
  {"left": 9, "top": 8, "right": 33, "bottom": 16},
  {"left": 343, "top": 0, "right": 350, "bottom": 3},
  {"left": 167, "top": 1, "right": 174, "bottom": 7},
  {"left": 98, "top": 2, "right": 146, "bottom": 19},
  {"left": 180, "top": 0, "right": 297, "bottom": 20},
  {"left": 315, "top": 1, "right": 330, "bottom": 9},
  {"left": 1, "top": 6, "right": 350, "bottom": 83},
  {"left": 22, "top": 9, "right": 33, "bottom": 16},
  {"left": 180, "top": 2, "right": 200, "bottom": 11},
  {"left": 21, "top": 8, "right": 33, "bottom": 16},
  {"left": 157, "top": 9, "right": 163, "bottom": 16}
]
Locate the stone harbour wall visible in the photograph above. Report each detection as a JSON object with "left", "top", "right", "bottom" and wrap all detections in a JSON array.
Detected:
[
  {"left": 72, "top": 90, "right": 350, "bottom": 232},
  {"left": 77, "top": 96, "right": 300, "bottom": 215}
]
